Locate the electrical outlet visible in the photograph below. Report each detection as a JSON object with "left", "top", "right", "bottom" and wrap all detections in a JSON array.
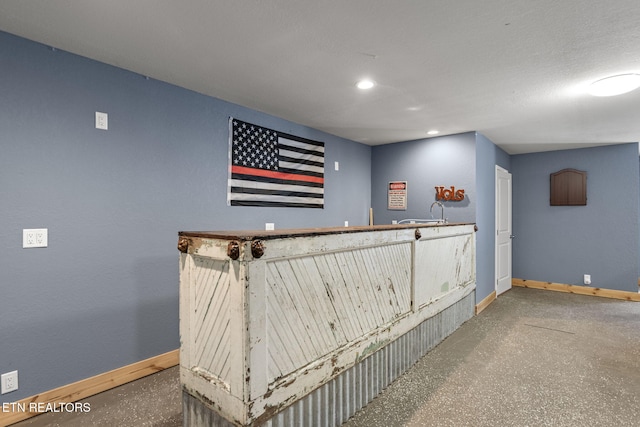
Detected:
[
  {"left": 96, "top": 111, "right": 108, "bottom": 130},
  {"left": 584, "top": 274, "right": 591, "bottom": 285},
  {"left": 35, "top": 229, "right": 47, "bottom": 246},
  {"left": 265, "top": 223, "right": 275, "bottom": 231},
  {"left": 23, "top": 229, "right": 48, "bottom": 248},
  {"left": 344, "top": 221, "right": 349, "bottom": 227},
  {"left": 24, "top": 229, "right": 35, "bottom": 247},
  {"left": 1, "top": 371, "right": 18, "bottom": 394}
]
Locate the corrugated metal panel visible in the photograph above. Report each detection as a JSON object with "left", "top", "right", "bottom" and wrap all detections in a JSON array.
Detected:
[
  {"left": 262, "top": 291, "right": 474, "bottom": 427},
  {"left": 183, "top": 391, "right": 236, "bottom": 427},
  {"left": 191, "top": 256, "right": 232, "bottom": 385},
  {"left": 265, "top": 243, "right": 412, "bottom": 381}
]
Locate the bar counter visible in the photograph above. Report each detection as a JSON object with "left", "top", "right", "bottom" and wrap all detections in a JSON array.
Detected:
[{"left": 178, "top": 223, "right": 477, "bottom": 426}]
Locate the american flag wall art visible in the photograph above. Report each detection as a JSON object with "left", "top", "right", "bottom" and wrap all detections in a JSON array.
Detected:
[{"left": 228, "top": 118, "right": 325, "bottom": 208}]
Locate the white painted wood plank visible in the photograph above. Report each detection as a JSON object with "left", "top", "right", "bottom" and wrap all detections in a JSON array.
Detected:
[
  {"left": 227, "top": 259, "right": 246, "bottom": 397},
  {"left": 290, "top": 257, "right": 337, "bottom": 352},
  {"left": 325, "top": 252, "right": 368, "bottom": 338},
  {"left": 191, "top": 257, "right": 231, "bottom": 381},
  {"left": 314, "top": 254, "right": 360, "bottom": 342},
  {"left": 179, "top": 253, "right": 192, "bottom": 369},
  {"left": 267, "top": 262, "right": 317, "bottom": 364}
]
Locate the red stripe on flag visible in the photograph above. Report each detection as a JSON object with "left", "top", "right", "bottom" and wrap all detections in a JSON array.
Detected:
[{"left": 231, "top": 165, "right": 324, "bottom": 184}]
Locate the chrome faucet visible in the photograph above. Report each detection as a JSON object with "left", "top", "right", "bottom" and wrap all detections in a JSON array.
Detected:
[{"left": 430, "top": 201, "right": 446, "bottom": 223}]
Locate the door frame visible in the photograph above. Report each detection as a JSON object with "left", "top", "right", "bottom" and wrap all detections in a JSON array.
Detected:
[{"left": 495, "top": 165, "right": 512, "bottom": 296}]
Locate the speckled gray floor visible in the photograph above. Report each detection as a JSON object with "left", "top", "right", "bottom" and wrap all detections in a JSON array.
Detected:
[
  {"left": 12, "top": 287, "right": 640, "bottom": 426},
  {"left": 11, "top": 366, "right": 182, "bottom": 427},
  {"left": 344, "top": 287, "right": 640, "bottom": 427}
]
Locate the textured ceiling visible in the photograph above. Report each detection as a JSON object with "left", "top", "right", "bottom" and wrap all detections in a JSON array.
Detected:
[{"left": 1, "top": 0, "right": 640, "bottom": 154}]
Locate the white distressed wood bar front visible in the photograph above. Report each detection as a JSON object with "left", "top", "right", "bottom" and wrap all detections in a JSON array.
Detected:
[{"left": 178, "top": 223, "right": 476, "bottom": 426}]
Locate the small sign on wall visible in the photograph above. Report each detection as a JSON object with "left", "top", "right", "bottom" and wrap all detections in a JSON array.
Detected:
[
  {"left": 435, "top": 186, "right": 465, "bottom": 201},
  {"left": 388, "top": 181, "right": 408, "bottom": 210}
]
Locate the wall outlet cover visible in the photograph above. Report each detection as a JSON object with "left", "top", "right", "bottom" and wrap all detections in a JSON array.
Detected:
[
  {"left": 23, "top": 228, "right": 48, "bottom": 248},
  {"left": 1, "top": 371, "right": 18, "bottom": 394},
  {"left": 96, "top": 111, "right": 108, "bottom": 130}
]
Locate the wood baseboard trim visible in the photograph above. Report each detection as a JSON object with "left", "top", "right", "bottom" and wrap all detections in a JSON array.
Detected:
[
  {"left": 512, "top": 278, "right": 640, "bottom": 302},
  {"left": 475, "top": 290, "right": 496, "bottom": 314},
  {"left": 0, "top": 349, "right": 179, "bottom": 426}
]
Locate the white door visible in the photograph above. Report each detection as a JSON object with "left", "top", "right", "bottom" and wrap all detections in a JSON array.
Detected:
[{"left": 495, "top": 166, "right": 512, "bottom": 295}]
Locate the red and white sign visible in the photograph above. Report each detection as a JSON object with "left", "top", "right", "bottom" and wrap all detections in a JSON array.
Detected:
[{"left": 388, "top": 181, "right": 408, "bottom": 210}]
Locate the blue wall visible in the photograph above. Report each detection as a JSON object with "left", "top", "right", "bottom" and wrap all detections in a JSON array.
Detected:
[
  {"left": 371, "top": 132, "right": 477, "bottom": 225},
  {"left": 511, "top": 144, "right": 639, "bottom": 292},
  {"left": 0, "top": 31, "right": 371, "bottom": 400},
  {"left": 371, "top": 132, "right": 511, "bottom": 305},
  {"left": 475, "top": 133, "right": 511, "bottom": 302}
]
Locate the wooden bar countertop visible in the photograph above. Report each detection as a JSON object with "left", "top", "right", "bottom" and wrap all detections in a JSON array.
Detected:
[{"left": 179, "top": 222, "right": 476, "bottom": 242}]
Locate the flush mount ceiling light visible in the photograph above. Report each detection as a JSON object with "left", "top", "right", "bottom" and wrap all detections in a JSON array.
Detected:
[
  {"left": 427, "top": 130, "right": 439, "bottom": 135},
  {"left": 356, "top": 79, "right": 375, "bottom": 90},
  {"left": 587, "top": 74, "right": 640, "bottom": 97}
]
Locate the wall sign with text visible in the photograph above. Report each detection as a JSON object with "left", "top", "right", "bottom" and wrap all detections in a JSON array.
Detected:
[
  {"left": 388, "top": 181, "right": 408, "bottom": 210},
  {"left": 435, "top": 186, "right": 465, "bottom": 201}
]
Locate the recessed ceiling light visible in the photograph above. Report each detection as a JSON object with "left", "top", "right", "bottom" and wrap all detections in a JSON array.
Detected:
[
  {"left": 587, "top": 74, "right": 640, "bottom": 97},
  {"left": 427, "top": 130, "right": 439, "bottom": 135},
  {"left": 356, "top": 79, "right": 375, "bottom": 90}
]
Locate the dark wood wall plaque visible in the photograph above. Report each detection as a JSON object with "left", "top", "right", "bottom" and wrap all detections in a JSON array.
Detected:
[{"left": 550, "top": 169, "right": 587, "bottom": 206}]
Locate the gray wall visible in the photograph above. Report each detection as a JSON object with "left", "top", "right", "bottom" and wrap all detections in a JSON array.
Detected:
[
  {"left": 475, "top": 133, "right": 511, "bottom": 302},
  {"left": 511, "top": 144, "right": 639, "bottom": 292},
  {"left": 0, "top": 31, "right": 371, "bottom": 400},
  {"left": 371, "top": 132, "right": 512, "bottom": 305},
  {"left": 371, "top": 132, "right": 477, "bottom": 225}
]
